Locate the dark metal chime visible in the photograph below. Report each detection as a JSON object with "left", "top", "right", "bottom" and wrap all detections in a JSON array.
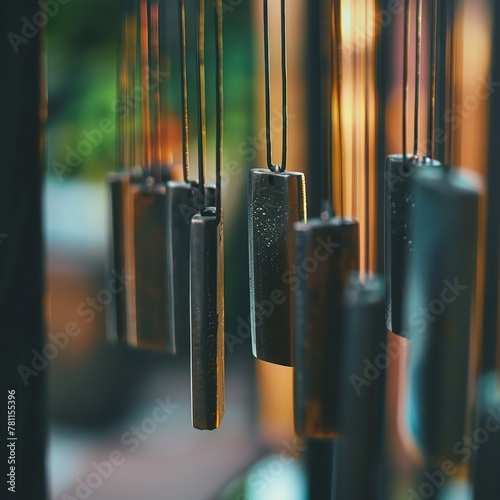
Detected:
[
  {"left": 108, "top": 0, "right": 172, "bottom": 351},
  {"left": 108, "top": 0, "right": 225, "bottom": 431},
  {"left": 293, "top": 0, "right": 359, "bottom": 440},
  {"left": 382, "top": 0, "right": 481, "bottom": 479},
  {"left": 248, "top": 0, "right": 307, "bottom": 368},
  {"left": 189, "top": 0, "right": 225, "bottom": 431},
  {"left": 332, "top": 1, "right": 387, "bottom": 498}
]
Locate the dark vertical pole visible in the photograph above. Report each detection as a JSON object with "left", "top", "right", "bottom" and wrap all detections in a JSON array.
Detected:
[
  {"left": 303, "top": 1, "right": 335, "bottom": 498},
  {"left": 305, "top": 0, "right": 323, "bottom": 219},
  {"left": 480, "top": 0, "right": 500, "bottom": 377},
  {"left": 0, "top": 2, "right": 47, "bottom": 499},
  {"left": 472, "top": 1, "right": 500, "bottom": 498},
  {"left": 375, "top": 0, "right": 390, "bottom": 273}
]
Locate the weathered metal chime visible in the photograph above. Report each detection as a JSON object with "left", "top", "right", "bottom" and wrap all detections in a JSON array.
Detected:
[
  {"left": 384, "top": 0, "right": 442, "bottom": 337},
  {"left": 248, "top": 0, "right": 307, "bottom": 368},
  {"left": 108, "top": 0, "right": 225, "bottom": 431},
  {"left": 400, "top": 0, "right": 482, "bottom": 465},
  {"left": 166, "top": 0, "right": 216, "bottom": 357},
  {"left": 293, "top": 0, "right": 359, "bottom": 439},
  {"left": 108, "top": 0, "right": 173, "bottom": 351},
  {"left": 189, "top": 0, "right": 225, "bottom": 431},
  {"left": 335, "top": 275, "right": 387, "bottom": 500}
]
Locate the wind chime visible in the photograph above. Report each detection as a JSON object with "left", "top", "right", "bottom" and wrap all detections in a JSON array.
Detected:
[
  {"left": 106, "top": 1, "right": 486, "bottom": 496},
  {"left": 247, "top": 0, "right": 308, "bottom": 368},
  {"left": 108, "top": 0, "right": 225, "bottom": 431},
  {"left": 403, "top": 0, "right": 481, "bottom": 469}
]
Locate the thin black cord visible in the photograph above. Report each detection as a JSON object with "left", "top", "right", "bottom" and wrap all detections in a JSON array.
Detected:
[
  {"left": 196, "top": 0, "right": 207, "bottom": 205},
  {"left": 352, "top": 0, "right": 358, "bottom": 217},
  {"left": 180, "top": 0, "right": 190, "bottom": 183},
  {"left": 446, "top": 0, "right": 456, "bottom": 166},
  {"left": 413, "top": 0, "right": 422, "bottom": 156},
  {"left": 140, "top": 0, "right": 151, "bottom": 175},
  {"left": 427, "top": 0, "right": 438, "bottom": 159},
  {"left": 364, "top": 0, "right": 370, "bottom": 274},
  {"left": 263, "top": 0, "right": 288, "bottom": 172},
  {"left": 150, "top": 0, "right": 162, "bottom": 177},
  {"left": 215, "top": 0, "right": 223, "bottom": 223},
  {"left": 403, "top": 0, "right": 411, "bottom": 162},
  {"left": 333, "top": 0, "right": 344, "bottom": 218},
  {"left": 320, "top": 0, "right": 333, "bottom": 215}
]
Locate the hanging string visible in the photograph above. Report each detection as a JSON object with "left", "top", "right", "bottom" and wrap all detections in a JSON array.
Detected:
[
  {"left": 413, "top": 0, "right": 422, "bottom": 156},
  {"left": 320, "top": 0, "right": 333, "bottom": 217},
  {"left": 402, "top": 0, "right": 411, "bottom": 162},
  {"left": 150, "top": 0, "right": 162, "bottom": 177},
  {"left": 427, "top": 0, "right": 438, "bottom": 159},
  {"left": 139, "top": 0, "right": 151, "bottom": 176},
  {"left": 263, "top": 0, "right": 288, "bottom": 173},
  {"left": 179, "top": 0, "right": 190, "bottom": 183},
  {"left": 446, "top": 0, "right": 456, "bottom": 166},
  {"left": 333, "top": 0, "right": 344, "bottom": 218},
  {"left": 214, "top": 0, "right": 223, "bottom": 222},
  {"left": 364, "top": 0, "right": 371, "bottom": 275},
  {"left": 196, "top": 0, "right": 207, "bottom": 203},
  {"left": 117, "top": 1, "right": 128, "bottom": 170},
  {"left": 352, "top": 0, "right": 358, "bottom": 217}
]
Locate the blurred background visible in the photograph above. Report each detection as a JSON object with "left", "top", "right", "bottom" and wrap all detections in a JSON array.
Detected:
[{"left": 38, "top": 0, "right": 495, "bottom": 498}]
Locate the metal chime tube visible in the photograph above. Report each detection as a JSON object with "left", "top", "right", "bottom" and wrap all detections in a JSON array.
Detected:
[
  {"left": 166, "top": 0, "right": 216, "bottom": 356},
  {"left": 249, "top": 0, "right": 307, "bottom": 367},
  {"left": 107, "top": 0, "right": 138, "bottom": 344},
  {"left": 293, "top": 0, "right": 359, "bottom": 439},
  {"left": 402, "top": 0, "right": 482, "bottom": 465},
  {"left": 335, "top": 275, "right": 386, "bottom": 500},
  {"left": 384, "top": 0, "right": 443, "bottom": 337},
  {"left": 129, "top": 0, "right": 173, "bottom": 351},
  {"left": 472, "top": 0, "right": 500, "bottom": 495},
  {"left": 190, "top": 0, "right": 225, "bottom": 430},
  {"left": 405, "top": 166, "right": 481, "bottom": 463}
]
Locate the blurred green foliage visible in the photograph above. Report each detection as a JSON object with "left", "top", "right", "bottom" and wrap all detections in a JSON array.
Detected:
[{"left": 47, "top": 0, "right": 255, "bottom": 182}]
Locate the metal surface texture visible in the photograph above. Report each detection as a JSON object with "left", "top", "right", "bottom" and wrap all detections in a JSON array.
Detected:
[
  {"left": 190, "top": 209, "right": 225, "bottom": 430},
  {"left": 335, "top": 274, "right": 386, "bottom": 500},
  {"left": 107, "top": 171, "right": 134, "bottom": 343},
  {"left": 384, "top": 154, "right": 442, "bottom": 335},
  {"left": 405, "top": 167, "right": 481, "bottom": 463},
  {"left": 130, "top": 180, "right": 172, "bottom": 351},
  {"left": 248, "top": 168, "right": 307, "bottom": 366},
  {"left": 166, "top": 181, "right": 216, "bottom": 356},
  {"left": 293, "top": 217, "right": 359, "bottom": 438}
]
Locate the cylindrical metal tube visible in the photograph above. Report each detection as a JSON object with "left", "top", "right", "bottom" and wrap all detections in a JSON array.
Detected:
[
  {"left": 293, "top": 217, "right": 359, "bottom": 438},
  {"left": 129, "top": 180, "right": 173, "bottom": 351},
  {"left": 248, "top": 168, "right": 307, "bottom": 366},
  {"left": 190, "top": 209, "right": 225, "bottom": 430},
  {"left": 384, "top": 155, "right": 441, "bottom": 335},
  {"left": 166, "top": 181, "right": 216, "bottom": 356},
  {"left": 336, "top": 274, "right": 386, "bottom": 500},
  {"left": 405, "top": 167, "right": 481, "bottom": 463},
  {"left": 107, "top": 171, "right": 134, "bottom": 343}
]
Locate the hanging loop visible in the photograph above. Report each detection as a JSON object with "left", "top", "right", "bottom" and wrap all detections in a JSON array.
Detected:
[{"left": 263, "top": 0, "right": 288, "bottom": 173}]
